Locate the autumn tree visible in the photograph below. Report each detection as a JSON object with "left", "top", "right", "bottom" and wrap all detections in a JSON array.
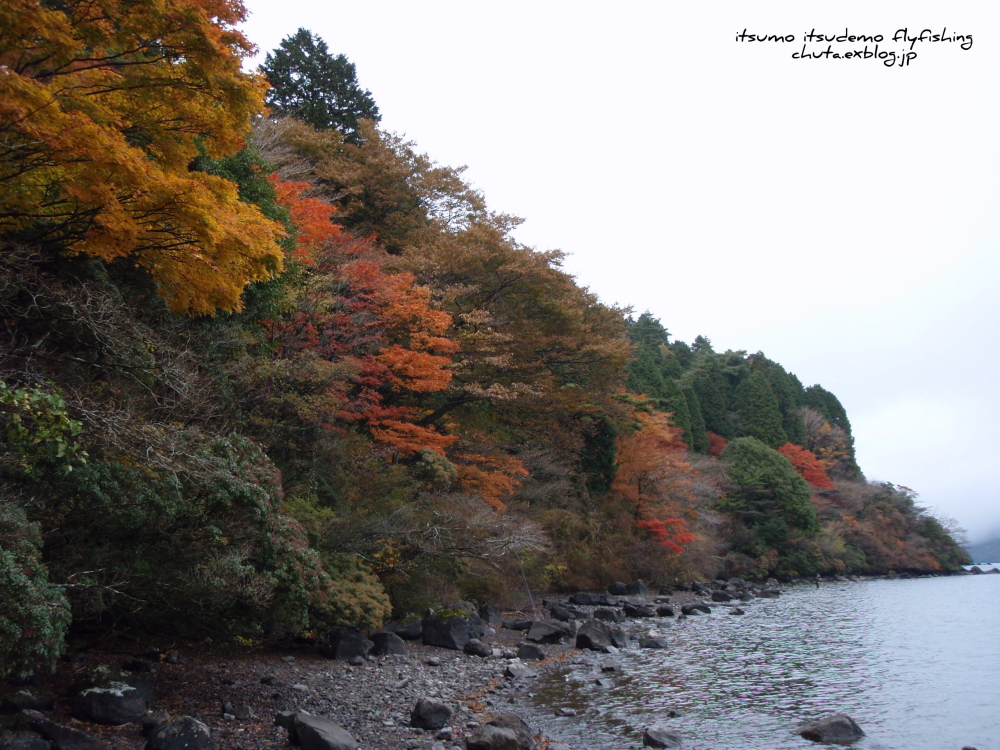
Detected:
[
  {"left": 612, "top": 411, "right": 696, "bottom": 553},
  {"left": 262, "top": 29, "right": 380, "bottom": 143},
  {"left": 777, "top": 442, "right": 834, "bottom": 488},
  {"left": 0, "top": 0, "right": 284, "bottom": 314}
]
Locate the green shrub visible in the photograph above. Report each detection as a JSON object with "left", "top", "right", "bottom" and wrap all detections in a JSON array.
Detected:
[
  {"left": 0, "top": 498, "right": 70, "bottom": 679},
  {"left": 38, "top": 433, "right": 383, "bottom": 636}
]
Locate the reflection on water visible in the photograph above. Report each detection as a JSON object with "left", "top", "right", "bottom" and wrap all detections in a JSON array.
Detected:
[{"left": 524, "top": 576, "right": 1000, "bottom": 750}]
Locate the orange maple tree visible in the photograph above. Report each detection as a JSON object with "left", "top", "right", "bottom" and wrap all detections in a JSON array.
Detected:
[
  {"left": 612, "top": 410, "right": 696, "bottom": 553},
  {"left": 0, "top": 0, "right": 284, "bottom": 314},
  {"left": 778, "top": 442, "right": 835, "bottom": 488},
  {"left": 707, "top": 431, "right": 728, "bottom": 456}
]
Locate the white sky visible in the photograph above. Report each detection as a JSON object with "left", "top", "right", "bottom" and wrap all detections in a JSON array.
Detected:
[{"left": 239, "top": 0, "right": 1000, "bottom": 543}]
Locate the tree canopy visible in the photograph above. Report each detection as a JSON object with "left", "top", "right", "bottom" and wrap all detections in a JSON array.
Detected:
[{"left": 262, "top": 29, "right": 380, "bottom": 143}]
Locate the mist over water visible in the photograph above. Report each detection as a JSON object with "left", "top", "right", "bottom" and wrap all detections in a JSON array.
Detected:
[{"left": 524, "top": 576, "right": 1000, "bottom": 750}]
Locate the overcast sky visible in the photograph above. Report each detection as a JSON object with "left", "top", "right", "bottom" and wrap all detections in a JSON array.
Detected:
[{"left": 239, "top": 1, "right": 1000, "bottom": 543}]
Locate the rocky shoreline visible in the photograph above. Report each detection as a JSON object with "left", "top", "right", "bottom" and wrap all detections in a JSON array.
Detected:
[{"left": 0, "top": 572, "right": 972, "bottom": 750}]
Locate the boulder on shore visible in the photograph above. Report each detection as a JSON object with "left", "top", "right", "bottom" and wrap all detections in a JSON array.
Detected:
[
  {"left": 422, "top": 615, "right": 473, "bottom": 650},
  {"left": 525, "top": 619, "right": 574, "bottom": 644},
  {"left": 643, "top": 724, "right": 682, "bottom": 748},
  {"left": 410, "top": 698, "right": 452, "bottom": 730},
  {"left": 466, "top": 713, "right": 536, "bottom": 750},
  {"left": 798, "top": 713, "right": 865, "bottom": 744},
  {"left": 576, "top": 619, "right": 626, "bottom": 652},
  {"left": 146, "top": 716, "right": 215, "bottom": 750}
]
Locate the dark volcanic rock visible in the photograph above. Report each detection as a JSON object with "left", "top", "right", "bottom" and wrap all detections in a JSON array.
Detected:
[
  {"left": 16, "top": 710, "right": 107, "bottom": 750},
  {"left": 625, "top": 580, "right": 652, "bottom": 597},
  {"left": 607, "top": 582, "right": 628, "bottom": 596},
  {"left": 728, "top": 607, "right": 745, "bottom": 615},
  {"left": 622, "top": 603, "right": 657, "bottom": 618},
  {"left": 516, "top": 644, "right": 546, "bottom": 661},
  {"left": 0, "top": 731, "right": 50, "bottom": 750},
  {"left": 422, "top": 615, "right": 473, "bottom": 650},
  {"left": 548, "top": 605, "right": 587, "bottom": 622},
  {"left": 575, "top": 619, "right": 625, "bottom": 651},
  {"left": 798, "top": 714, "right": 865, "bottom": 744},
  {"left": 287, "top": 712, "right": 357, "bottom": 750},
  {"left": 464, "top": 639, "right": 492, "bottom": 658},
  {"left": 479, "top": 605, "right": 502, "bottom": 626},
  {"left": 711, "top": 591, "right": 732, "bottom": 602},
  {"left": 1, "top": 691, "right": 56, "bottom": 714},
  {"left": 369, "top": 630, "right": 407, "bottom": 656},
  {"left": 568, "top": 593, "right": 601, "bottom": 606},
  {"left": 639, "top": 636, "right": 669, "bottom": 649},
  {"left": 388, "top": 618, "right": 423, "bottom": 640},
  {"left": 525, "top": 619, "right": 573, "bottom": 644},
  {"left": 757, "top": 589, "right": 781, "bottom": 598},
  {"left": 502, "top": 619, "right": 533, "bottom": 631},
  {"left": 410, "top": 698, "right": 452, "bottom": 730},
  {"left": 466, "top": 713, "right": 536, "bottom": 750},
  {"left": 504, "top": 662, "right": 539, "bottom": 680},
  {"left": 72, "top": 683, "right": 149, "bottom": 726},
  {"left": 146, "top": 717, "right": 215, "bottom": 750},
  {"left": 593, "top": 608, "right": 625, "bottom": 623},
  {"left": 643, "top": 724, "right": 682, "bottom": 747},
  {"left": 656, "top": 605, "right": 676, "bottom": 617},
  {"left": 320, "top": 630, "right": 374, "bottom": 660}
]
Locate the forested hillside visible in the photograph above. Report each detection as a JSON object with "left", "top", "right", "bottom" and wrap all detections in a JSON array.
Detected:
[{"left": 0, "top": 5, "right": 967, "bottom": 680}]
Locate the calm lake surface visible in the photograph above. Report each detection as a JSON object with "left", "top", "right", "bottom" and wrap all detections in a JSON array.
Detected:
[{"left": 523, "top": 574, "right": 1000, "bottom": 750}]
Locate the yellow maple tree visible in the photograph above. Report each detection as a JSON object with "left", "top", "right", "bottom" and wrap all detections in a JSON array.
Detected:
[{"left": 0, "top": 0, "right": 284, "bottom": 314}]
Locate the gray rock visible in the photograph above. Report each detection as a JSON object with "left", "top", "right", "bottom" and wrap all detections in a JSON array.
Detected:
[
  {"left": 598, "top": 659, "right": 622, "bottom": 672},
  {"left": 389, "top": 618, "right": 423, "bottom": 640},
  {"left": 14, "top": 711, "right": 106, "bottom": 750},
  {"left": 0, "top": 731, "right": 50, "bottom": 750},
  {"left": 607, "top": 582, "right": 628, "bottom": 596},
  {"left": 643, "top": 725, "right": 682, "bottom": 748},
  {"left": 525, "top": 619, "right": 573, "bottom": 644},
  {"left": 798, "top": 714, "right": 864, "bottom": 744},
  {"left": 593, "top": 608, "right": 624, "bottom": 623},
  {"left": 555, "top": 708, "right": 577, "bottom": 717},
  {"left": 728, "top": 607, "right": 745, "bottom": 615},
  {"left": 465, "top": 714, "right": 535, "bottom": 750},
  {"left": 465, "top": 725, "right": 520, "bottom": 750},
  {"left": 622, "top": 603, "right": 656, "bottom": 618},
  {"left": 435, "top": 727, "right": 454, "bottom": 741},
  {"left": 757, "top": 589, "right": 781, "bottom": 599},
  {"left": 479, "top": 605, "right": 502, "bottom": 626},
  {"left": 320, "top": 630, "right": 374, "bottom": 660},
  {"left": 504, "top": 662, "right": 538, "bottom": 680},
  {"left": 568, "top": 593, "right": 601, "bottom": 606},
  {"left": 575, "top": 619, "right": 612, "bottom": 651},
  {"left": 422, "top": 616, "right": 473, "bottom": 650},
  {"left": 72, "top": 682, "right": 148, "bottom": 725},
  {"left": 639, "top": 636, "right": 669, "bottom": 649},
  {"left": 655, "top": 605, "right": 675, "bottom": 617},
  {"left": 411, "top": 699, "right": 453, "bottom": 730},
  {"left": 370, "top": 630, "right": 407, "bottom": 656},
  {"left": 594, "top": 678, "right": 614, "bottom": 688},
  {"left": 146, "top": 717, "right": 214, "bottom": 750},
  {"left": 548, "top": 605, "right": 586, "bottom": 622},
  {"left": 289, "top": 712, "right": 358, "bottom": 750},
  {"left": 221, "top": 702, "right": 253, "bottom": 719},
  {"left": 625, "top": 580, "right": 651, "bottom": 597},
  {"left": 710, "top": 591, "right": 732, "bottom": 602},
  {"left": 502, "top": 620, "right": 532, "bottom": 631},
  {"left": 463, "top": 639, "right": 491, "bottom": 658},
  {"left": 141, "top": 712, "right": 170, "bottom": 737},
  {"left": 1, "top": 691, "right": 56, "bottom": 714},
  {"left": 516, "top": 644, "right": 546, "bottom": 661}
]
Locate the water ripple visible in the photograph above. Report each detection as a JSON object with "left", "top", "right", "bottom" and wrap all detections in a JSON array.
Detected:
[{"left": 524, "top": 576, "right": 1000, "bottom": 750}]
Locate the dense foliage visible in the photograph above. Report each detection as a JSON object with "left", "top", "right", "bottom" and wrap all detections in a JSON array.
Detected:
[{"left": 0, "top": 20, "right": 968, "bottom": 678}]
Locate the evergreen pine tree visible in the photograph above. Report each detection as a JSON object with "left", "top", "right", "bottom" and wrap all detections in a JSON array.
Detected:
[
  {"left": 262, "top": 29, "right": 380, "bottom": 143},
  {"left": 661, "top": 376, "right": 694, "bottom": 449},
  {"left": 684, "top": 387, "right": 709, "bottom": 453},
  {"left": 736, "top": 370, "right": 787, "bottom": 447},
  {"left": 765, "top": 364, "right": 807, "bottom": 447},
  {"left": 693, "top": 359, "right": 734, "bottom": 438}
]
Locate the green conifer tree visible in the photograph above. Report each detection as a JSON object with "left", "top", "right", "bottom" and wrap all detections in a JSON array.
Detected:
[
  {"left": 262, "top": 29, "right": 380, "bottom": 143},
  {"left": 736, "top": 370, "right": 787, "bottom": 447},
  {"left": 693, "top": 359, "right": 734, "bottom": 438},
  {"left": 684, "top": 387, "right": 709, "bottom": 453}
]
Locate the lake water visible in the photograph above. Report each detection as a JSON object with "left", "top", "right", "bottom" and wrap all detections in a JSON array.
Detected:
[{"left": 523, "top": 574, "right": 1000, "bottom": 749}]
